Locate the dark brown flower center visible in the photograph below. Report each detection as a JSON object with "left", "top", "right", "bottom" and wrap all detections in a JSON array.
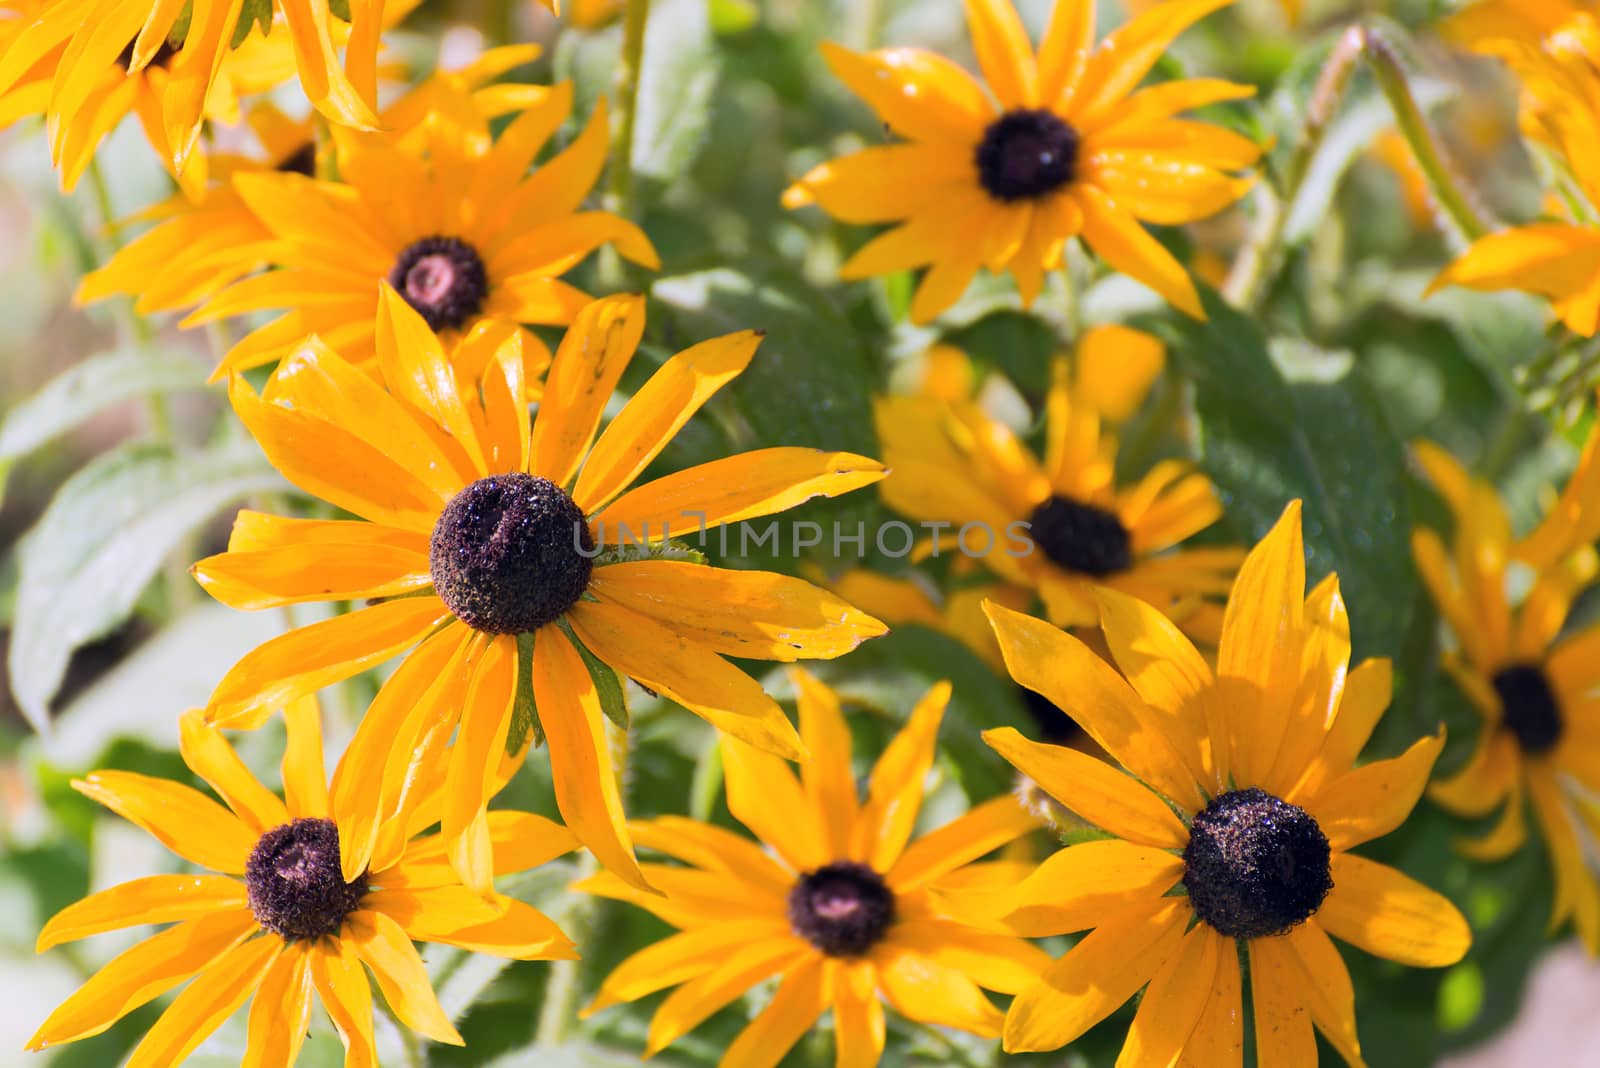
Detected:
[
  {"left": 388, "top": 236, "right": 489, "bottom": 331},
  {"left": 246, "top": 818, "right": 367, "bottom": 941},
  {"left": 1493, "top": 664, "right": 1563, "bottom": 755},
  {"left": 1026, "top": 495, "right": 1133, "bottom": 576},
  {"left": 787, "top": 862, "right": 895, "bottom": 957},
  {"left": 1183, "top": 788, "right": 1332, "bottom": 940},
  {"left": 429, "top": 473, "right": 594, "bottom": 635},
  {"left": 976, "top": 109, "right": 1079, "bottom": 202}
]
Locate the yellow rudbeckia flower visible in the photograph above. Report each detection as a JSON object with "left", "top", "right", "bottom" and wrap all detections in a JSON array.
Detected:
[
  {"left": 75, "top": 44, "right": 545, "bottom": 336},
  {"left": 106, "top": 82, "right": 659, "bottom": 381},
  {"left": 971, "top": 501, "right": 1470, "bottom": 1060},
  {"left": 192, "top": 291, "right": 888, "bottom": 898},
  {"left": 1412, "top": 438, "right": 1600, "bottom": 951},
  {"left": 29, "top": 701, "right": 577, "bottom": 1065},
  {"left": 578, "top": 669, "right": 1047, "bottom": 1067},
  {"left": 0, "top": 0, "right": 413, "bottom": 185},
  {"left": 784, "top": 0, "right": 1260, "bottom": 322},
  {"left": 876, "top": 345, "right": 1240, "bottom": 636}
]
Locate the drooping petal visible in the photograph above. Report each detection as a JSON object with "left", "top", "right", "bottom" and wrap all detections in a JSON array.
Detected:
[
  {"left": 568, "top": 599, "right": 805, "bottom": 760},
  {"left": 533, "top": 625, "right": 649, "bottom": 890},
  {"left": 27, "top": 910, "right": 258, "bottom": 1049},
  {"left": 1002, "top": 896, "right": 1189, "bottom": 1053},
  {"left": 346, "top": 910, "right": 463, "bottom": 1045},
  {"left": 122, "top": 933, "right": 279, "bottom": 1068},
  {"left": 589, "top": 562, "right": 884, "bottom": 662}
]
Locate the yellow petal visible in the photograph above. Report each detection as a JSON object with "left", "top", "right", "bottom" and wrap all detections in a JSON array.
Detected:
[
  {"left": 964, "top": 0, "right": 1038, "bottom": 109},
  {"left": 206, "top": 596, "right": 449, "bottom": 726},
  {"left": 589, "top": 562, "right": 885, "bottom": 662},
  {"left": 1216, "top": 499, "right": 1305, "bottom": 786},
  {"left": 37, "top": 874, "right": 246, "bottom": 952},
  {"left": 309, "top": 938, "right": 377, "bottom": 1068},
  {"left": 855, "top": 680, "right": 948, "bottom": 870},
  {"left": 818, "top": 41, "right": 992, "bottom": 144},
  {"left": 950, "top": 838, "right": 1183, "bottom": 937},
  {"left": 629, "top": 816, "right": 794, "bottom": 892},
  {"left": 178, "top": 709, "right": 289, "bottom": 832},
  {"left": 790, "top": 666, "right": 861, "bottom": 858},
  {"left": 574, "top": 330, "right": 761, "bottom": 512},
  {"left": 1002, "top": 896, "right": 1189, "bottom": 1053},
  {"left": 595, "top": 447, "right": 886, "bottom": 537},
  {"left": 73, "top": 771, "right": 257, "bottom": 873},
  {"left": 242, "top": 942, "right": 313, "bottom": 1068},
  {"left": 1075, "top": 323, "right": 1164, "bottom": 422},
  {"left": 1182, "top": 923, "right": 1244, "bottom": 1066},
  {"left": 528, "top": 293, "right": 647, "bottom": 488},
  {"left": 1075, "top": 183, "right": 1203, "bottom": 318},
  {"left": 874, "top": 943, "right": 1003, "bottom": 1038},
  {"left": 125, "top": 934, "right": 280, "bottom": 1068},
  {"left": 832, "top": 959, "right": 887, "bottom": 1068},
  {"left": 375, "top": 284, "right": 487, "bottom": 477},
  {"left": 1317, "top": 853, "right": 1471, "bottom": 967},
  {"left": 1037, "top": 0, "right": 1095, "bottom": 106},
  {"left": 584, "top": 919, "right": 794, "bottom": 1015},
  {"left": 719, "top": 733, "right": 829, "bottom": 872},
  {"left": 568, "top": 599, "right": 805, "bottom": 760},
  {"left": 1306, "top": 730, "right": 1444, "bottom": 851},
  {"left": 986, "top": 600, "right": 1205, "bottom": 811},
  {"left": 888, "top": 795, "right": 1040, "bottom": 891},
  {"left": 28, "top": 909, "right": 258, "bottom": 1049},
  {"left": 1248, "top": 936, "right": 1316, "bottom": 1068},
  {"left": 720, "top": 956, "right": 832, "bottom": 1068},
  {"left": 281, "top": 695, "right": 329, "bottom": 820},
  {"left": 533, "top": 625, "right": 649, "bottom": 891},
  {"left": 346, "top": 910, "right": 463, "bottom": 1045},
  {"left": 1071, "top": 0, "right": 1234, "bottom": 123},
  {"left": 1285, "top": 921, "right": 1365, "bottom": 1068},
  {"left": 443, "top": 634, "right": 519, "bottom": 896},
  {"left": 382, "top": 893, "right": 576, "bottom": 960},
  {"left": 192, "top": 541, "right": 433, "bottom": 611},
  {"left": 385, "top": 811, "right": 577, "bottom": 889},
  {"left": 880, "top": 919, "right": 1051, "bottom": 994},
  {"left": 982, "top": 727, "right": 1189, "bottom": 848},
  {"left": 1116, "top": 923, "right": 1219, "bottom": 1068},
  {"left": 643, "top": 938, "right": 809, "bottom": 1056},
  {"left": 1290, "top": 657, "right": 1394, "bottom": 800}
]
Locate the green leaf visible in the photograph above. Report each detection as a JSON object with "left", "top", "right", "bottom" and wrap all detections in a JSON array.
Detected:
[
  {"left": 653, "top": 267, "right": 877, "bottom": 458},
  {"left": 0, "top": 348, "right": 206, "bottom": 503},
  {"left": 559, "top": 620, "right": 629, "bottom": 731},
  {"left": 633, "top": 0, "right": 722, "bottom": 188},
  {"left": 7, "top": 441, "right": 284, "bottom": 733},
  {"left": 230, "top": 0, "right": 273, "bottom": 48},
  {"left": 506, "top": 631, "right": 542, "bottom": 756},
  {"left": 1169, "top": 286, "right": 1418, "bottom": 662}
]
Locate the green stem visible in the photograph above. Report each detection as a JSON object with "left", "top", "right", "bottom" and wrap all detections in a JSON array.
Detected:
[
  {"left": 535, "top": 718, "right": 633, "bottom": 1047},
  {"left": 1362, "top": 26, "right": 1493, "bottom": 245},
  {"left": 608, "top": 0, "right": 650, "bottom": 216},
  {"left": 849, "top": 0, "right": 887, "bottom": 50},
  {"left": 1222, "top": 26, "right": 1362, "bottom": 310}
]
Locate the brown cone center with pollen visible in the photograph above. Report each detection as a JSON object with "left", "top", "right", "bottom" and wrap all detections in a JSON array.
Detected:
[
  {"left": 1183, "top": 787, "right": 1333, "bottom": 940},
  {"left": 1493, "top": 663, "right": 1563, "bottom": 755},
  {"left": 429, "top": 473, "right": 594, "bottom": 635},
  {"left": 976, "top": 108, "right": 1079, "bottom": 202},
  {"left": 787, "top": 862, "right": 895, "bottom": 957},
  {"left": 1025, "top": 495, "right": 1133, "bottom": 576},
  {"left": 246, "top": 818, "right": 367, "bottom": 941},
  {"left": 388, "top": 235, "right": 489, "bottom": 331}
]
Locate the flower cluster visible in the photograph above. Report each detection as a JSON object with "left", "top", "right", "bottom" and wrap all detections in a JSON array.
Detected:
[{"left": 12, "top": 0, "right": 1600, "bottom": 1065}]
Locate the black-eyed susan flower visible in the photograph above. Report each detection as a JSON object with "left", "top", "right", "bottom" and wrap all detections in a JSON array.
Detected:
[
  {"left": 191, "top": 291, "right": 887, "bottom": 898},
  {"left": 1429, "top": 22, "right": 1600, "bottom": 336},
  {"left": 0, "top": 0, "right": 320, "bottom": 195},
  {"left": 76, "top": 45, "right": 543, "bottom": 327},
  {"left": 876, "top": 347, "right": 1240, "bottom": 637},
  {"left": 966, "top": 501, "right": 1470, "bottom": 1059},
  {"left": 784, "top": 0, "right": 1260, "bottom": 322},
  {"left": 577, "top": 668, "right": 1048, "bottom": 1066},
  {"left": 28, "top": 700, "right": 576, "bottom": 1064},
  {"left": 0, "top": 0, "right": 419, "bottom": 189},
  {"left": 156, "top": 81, "right": 657, "bottom": 380},
  {"left": 1412, "top": 438, "right": 1600, "bottom": 951}
]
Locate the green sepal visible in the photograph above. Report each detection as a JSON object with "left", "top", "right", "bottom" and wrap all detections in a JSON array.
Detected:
[
  {"left": 587, "top": 537, "right": 707, "bottom": 568},
  {"left": 505, "top": 631, "right": 543, "bottom": 757},
  {"left": 167, "top": 1, "right": 194, "bottom": 48},
  {"left": 558, "top": 619, "right": 629, "bottom": 733},
  {"left": 230, "top": 0, "right": 273, "bottom": 48}
]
